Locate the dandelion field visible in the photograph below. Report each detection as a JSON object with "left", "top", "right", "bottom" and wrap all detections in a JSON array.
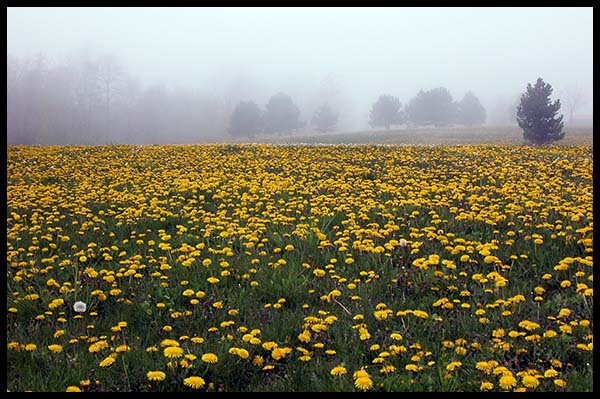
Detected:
[{"left": 6, "top": 143, "right": 593, "bottom": 392}]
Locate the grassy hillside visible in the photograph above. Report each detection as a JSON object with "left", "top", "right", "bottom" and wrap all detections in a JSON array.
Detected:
[{"left": 240, "top": 126, "right": 594, "bottom": 146}]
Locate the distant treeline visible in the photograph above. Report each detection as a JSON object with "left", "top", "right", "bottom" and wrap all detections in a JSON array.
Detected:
[
  {"left": 8, "top": 51, "right": 530, "bottom": 145},
  {"left": 7, "top": 53, "right": 229, "bottom": 145}
]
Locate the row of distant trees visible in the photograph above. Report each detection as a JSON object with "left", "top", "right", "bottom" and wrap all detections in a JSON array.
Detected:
[
  {"left": 368, "top": 89, "right": 486, "bottom": 130},
  {"left": 367, "top": 79, "right": 570, "bottom": 146},
  {"left": 229, "top": 93, "right": 338, "bottom": 138},
  {"left": 231, "top": 77, "right": 569, "bottom": 146},
  {"left": 228, "top": 88, "right": 485, "bottom": 138}
]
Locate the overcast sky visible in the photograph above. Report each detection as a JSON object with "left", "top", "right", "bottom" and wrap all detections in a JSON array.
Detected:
[{"left": 7, "top": 6, "right": 594, "bottom": 124}]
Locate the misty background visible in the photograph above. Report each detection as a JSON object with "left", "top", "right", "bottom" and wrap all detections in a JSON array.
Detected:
[{"left": 7, "top": 7, "right": 593, "bottom": 145}]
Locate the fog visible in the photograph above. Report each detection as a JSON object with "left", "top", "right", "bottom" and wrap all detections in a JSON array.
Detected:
[{"left": 7, "top": 7, "right": 593, "bottom": 144}]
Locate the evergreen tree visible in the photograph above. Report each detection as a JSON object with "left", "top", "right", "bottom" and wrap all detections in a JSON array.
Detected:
[{"left": 516, "top": 78, "right": 565, "bottom": 145}]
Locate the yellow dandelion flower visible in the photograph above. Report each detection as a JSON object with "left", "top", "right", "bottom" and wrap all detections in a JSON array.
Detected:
[
  {"left": 313, "top": 268, "right": 326, "bottom": 277},
  {"left": 543, "top": 329, "right": 558, "bottom": 338},
  {"left": 498, "top": 374, "right": 517, "bottom": 390},
  {"left": 160, "top": 339, "right": 180, "bottom": 347},
  {"left": 354, "top": 376, "right": 373, "bottom": 391},
  {"left": 48, "top": 344, "right": 63, "bottom": 353},
  {"left": 554, "top": 379, "right": 567, "bottom": 388},
  {"left": 544, "top": 369, "right": 559, "bottom": 378},
  {"left": 115, "top": 344, "right": 130, "bottom": 353},
  {"left": 184, "top": 354, "right": 197, "bottom": 361},
  {"left": 404, "top": 364, "right": 419, "bottom": 372},
  {"left": 380, "top": 365, "right": 396, "bottom": 374},
  {"left": 99, "top": 355, "right": 116, "bottom": 367},
  {"left": 413, "top": 310, "right": 429, "bottom": 318},
  {"left": 580, "top": 319, "right": 590, "bottom": 327},
  {"left": 455, "top": 346, "right": 467, "bottom": 356},
  {"left": 66, "top": 386, "right": 82, "bottom": 392},
  {"left": 331, "top": 366, "right": 347, "bottom": 376},
  {"left": 201, "top": 353, "right": 219, "bottom": 363},
  {"left": 560, "top": 280, "right": 571, "bottom": 288},
  {"left": 359, "top": 327, "right": 371, "bottom": 340},
  {"left": 298, "top": 330, "right": 311, "bottom": 343},
  {"left": 252, "top": 355, "right": 264, "bottom": 366},
  {"left": 480, "top": 381, "right": 494, "bottom": 391},
  {"left": 390, "top": 333, "right": 403, "bottom": 340},
  {"left": 522, "top": 374, "right": 540, "bottom": 389},
  {"left": 559, "top": 325, "right": 573, "bottom": 334},
  {"left": 446, "top": 361, "right": 462, "bottom": 371},
  {"left": 353, "top": 368, "right": 370, "bottom": 379},
  {"left": 518, "top": 320, "right": 540, "bottom": 331},
  {"left": 183, "top": 376, "right": 205, "bottom": 389},
  {"left": 271, "top": 347, "right": 292, "bottom": 360},
  {"left": 163, "top": 346, "right": 184, "bottom": 358},
  {"left": 262, "top": 341, "right": 278, "bottom": 351},
  {"left": 147, "top": 371, "right": 166, "bottom": 381},
  {"left": 236, "top": 348, "right": 250, "bottom": 359},
  {"left": 557, "top": 308, "right": 571, "bottom": 318},
  {"left": 8, "top": 342, "right": 21, "bottom": 351}
]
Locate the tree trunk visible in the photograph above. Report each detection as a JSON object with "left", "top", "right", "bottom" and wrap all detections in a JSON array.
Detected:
[{"left": 570, "top": 109, "right": 574, "bottom": 126}]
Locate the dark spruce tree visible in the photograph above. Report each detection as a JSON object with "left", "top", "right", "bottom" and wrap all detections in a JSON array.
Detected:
[
  {"left": 516, "top": 78, "right": 565, "bottom": 145},
  {"left": 311, "top": 103, "right": 338, "bottom": 133},
  {"left": 228, "top": 101, "right": 263, "bottom": 138},
  {"left": 369, "top": 94, "right": 404, "bottom": 130}
]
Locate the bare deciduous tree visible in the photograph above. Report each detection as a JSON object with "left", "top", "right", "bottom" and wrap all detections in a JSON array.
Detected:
[
  {"left": 561, "top": 83, "right": 588, "bottom": 126},
  {"left": 97, "top": 54, "right": 125, "bottom": 139}
]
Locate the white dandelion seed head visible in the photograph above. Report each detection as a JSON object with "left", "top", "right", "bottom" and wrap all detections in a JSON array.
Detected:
[{"left": 73, "top": 301, "right": 87, "bottom": 313}]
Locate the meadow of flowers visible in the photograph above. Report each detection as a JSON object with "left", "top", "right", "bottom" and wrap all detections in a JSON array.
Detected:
[{"left": 6, "top": 143, "right": 593, "bottom": 392}]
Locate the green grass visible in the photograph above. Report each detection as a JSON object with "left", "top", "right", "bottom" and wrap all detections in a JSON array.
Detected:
[{"left": 247, "top": 125, "right": 594, "bottom": 146}]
